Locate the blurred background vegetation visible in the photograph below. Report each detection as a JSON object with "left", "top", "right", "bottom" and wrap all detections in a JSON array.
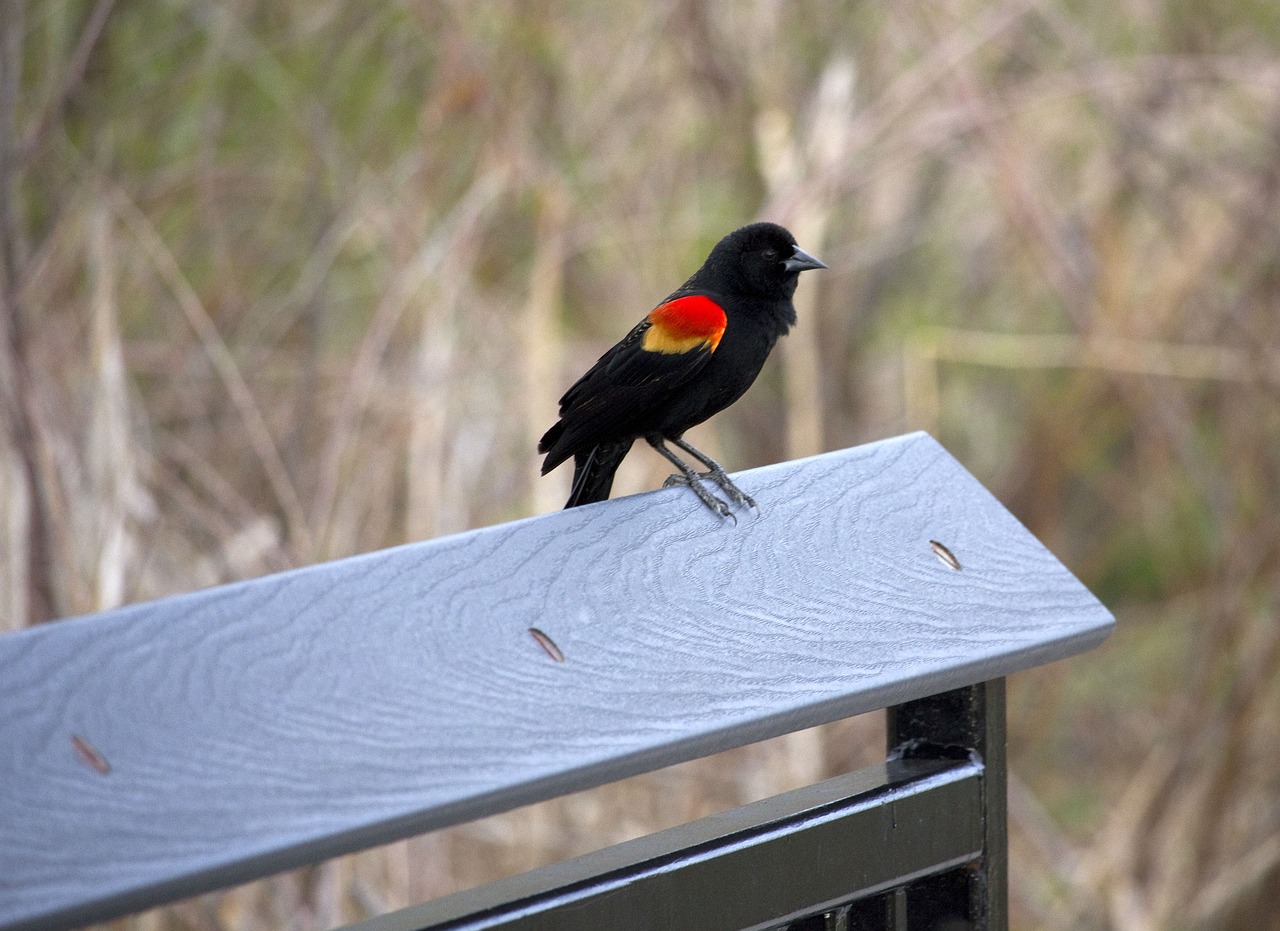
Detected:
[{"left": 3, "top": 0, "right": 1279, "bottom": 928}]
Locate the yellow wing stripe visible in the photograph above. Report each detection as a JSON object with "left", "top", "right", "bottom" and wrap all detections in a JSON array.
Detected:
[{"left": 642, "top": 328, "right": 717, "bottom": 354}]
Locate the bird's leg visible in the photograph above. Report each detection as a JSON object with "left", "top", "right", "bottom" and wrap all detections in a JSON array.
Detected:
[
  {"left": 647, "top": 437, "right": 734, "bottom": 520},
  {"left": 668, "top": 436, "right": 757, "bottom": 511}
]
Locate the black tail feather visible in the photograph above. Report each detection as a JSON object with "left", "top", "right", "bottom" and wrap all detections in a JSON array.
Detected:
[{"left": 565, "top": 441, "right": 634, "bottom": 508}]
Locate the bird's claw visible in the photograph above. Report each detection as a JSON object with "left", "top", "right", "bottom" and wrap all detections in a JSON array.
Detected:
[
  {"left": 710, "top": 470, "right": 757, "bottom": 511},
  {"left": 668, "top": 470, "right": 757, "bottom": 511},
  {"left": 663, "top": 472, "right": 744, "bottom": 521}
]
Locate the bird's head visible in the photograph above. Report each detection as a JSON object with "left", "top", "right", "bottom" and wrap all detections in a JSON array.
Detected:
[{"left": 706, "top": 222, "right": 827, "bottom": 300}]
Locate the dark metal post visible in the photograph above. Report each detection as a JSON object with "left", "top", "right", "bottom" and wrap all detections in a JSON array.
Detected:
[{"left": 885, "top": 679, "right": 1008, "bottom": 930}]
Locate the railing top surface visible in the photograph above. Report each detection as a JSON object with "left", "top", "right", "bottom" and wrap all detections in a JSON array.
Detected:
[{"left": 0, "top": 433, "right": 1112, "bottom": 930}]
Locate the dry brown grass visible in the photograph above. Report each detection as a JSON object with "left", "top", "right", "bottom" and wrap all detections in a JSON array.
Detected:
[{"left": 4, "top": 1, "right": 1280, "bottom": 928}]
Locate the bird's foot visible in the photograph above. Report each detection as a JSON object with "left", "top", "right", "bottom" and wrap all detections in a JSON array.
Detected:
[
  {"left": 704, "top": 468, "right": 757, "bottom": 511},
  {"left": 662, "top": 473, "right": 735, "bottom": 522},
  {"left": 665, "top": 470, "right": 756, "bottom": 512}
]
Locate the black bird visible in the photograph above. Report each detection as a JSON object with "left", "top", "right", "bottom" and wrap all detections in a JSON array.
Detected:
[{"left": 538, "top": 222, "right": 826, "bottom": 517}]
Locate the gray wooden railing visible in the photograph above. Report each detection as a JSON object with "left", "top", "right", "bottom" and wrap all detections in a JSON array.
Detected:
[{"left": 0, "top": 432, "right": 1112, "bottom": 931}]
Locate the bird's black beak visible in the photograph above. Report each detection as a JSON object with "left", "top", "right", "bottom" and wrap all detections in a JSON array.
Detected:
[{"left": 785, "top": 245, "right": 828, "bottom": 273}]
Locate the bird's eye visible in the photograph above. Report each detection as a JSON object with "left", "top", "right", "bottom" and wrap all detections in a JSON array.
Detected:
[{"left": 762, "top": 248, "right": 778, "bottom": 261}]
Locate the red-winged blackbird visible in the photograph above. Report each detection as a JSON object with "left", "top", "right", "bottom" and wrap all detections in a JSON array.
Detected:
[{"left": 538, "top": 222, "right": 826, "bottom": 517}]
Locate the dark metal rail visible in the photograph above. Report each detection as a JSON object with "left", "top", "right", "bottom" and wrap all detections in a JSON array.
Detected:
[{"left": 350, "top": 682, "right": 1005, "bottom": 931}]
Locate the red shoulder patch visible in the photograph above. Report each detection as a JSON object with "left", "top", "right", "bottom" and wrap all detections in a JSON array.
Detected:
[{"left": 643, "top": 295, "right": 727, "bottom": 354}]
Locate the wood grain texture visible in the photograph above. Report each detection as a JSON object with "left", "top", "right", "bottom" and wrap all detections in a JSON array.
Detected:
[{"left": 0, "top": 433, "right": 1113, "bottom": 930}]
